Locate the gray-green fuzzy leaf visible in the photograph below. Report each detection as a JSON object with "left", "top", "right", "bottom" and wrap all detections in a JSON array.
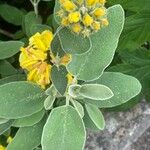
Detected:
[
  {"left": 0, "top": 81, "right": 45, "bottom": 119},
  {"left": 82, "top": 72, "right": 142, "bottom": 108},
  {"left": 42, "top": 106, "right": 86, "bottom": 150},
  {"left": 79, "top": 84, "right": 114, "bottom": 100},
  {"left": 85, "top": 103, "right": 105, "bottom": 130},
  {"left": 67, "top": 5, "right": 125, "bottom": 81},
  {"left": 58, "top": 27, "right": 91, "bottom": 55},
  {"left": 7, "top": 118, "right": 46, "bottom": 150},
  {"left": 0, "top": 41, "right": 24, "bottom": 59},
  {"left": 12, "top": 109, "right": 45, "bottom": 127}
]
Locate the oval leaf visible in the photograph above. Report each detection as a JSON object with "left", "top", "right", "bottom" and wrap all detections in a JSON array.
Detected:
[
  {"left": 51, "top": 65, "right": 68, "bottom": 96},
  {"left": 0, "top": 4, "right": 24, "bottom": 25},
  {"left": 79, "top": 84, "right": 114, "bottom": 100},
  {"left": 83, "top": 72, "right": 142, "bottom": 108},
  {"left": 0, "top": 41, "right": 24, "bottom": 59},
  {"left": 58, "top": 27, "right": 91, "bottom": 55},
  {"left": 0, "top": 120, "right": 14, "bottom": 135},
  {"left": 85, "top": 103, "right": 105, "bottom": 130},
  {"left": 42, "top": 106, "right": 86, "bottom": 150},
  {"left": 0, "top": 81, "right": 45, "bottom": 119},
  {"left": 71, "top": 100, "right": 84, "bottom": 118},
  {"left": 7, "top": 118, "right": 46, "bottom": 150},
  {"left": 67, "top": 5, "right": 125, "bottom": 81},
  {"left": 12, "top": 110, "right": 45, "bottom": 127}
]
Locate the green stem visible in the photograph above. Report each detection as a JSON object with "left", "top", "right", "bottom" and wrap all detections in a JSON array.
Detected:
[
  {"left": 66, "top": 95, "right": 70, "bottom": 106},
  {"left": 30, "top": 0, "right": 40, "bottom": 18},
  {"left": 0, "top": 28, "right": 14, "bottom": 39}
]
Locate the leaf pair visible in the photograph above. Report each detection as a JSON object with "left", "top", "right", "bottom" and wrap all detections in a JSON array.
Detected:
[{"left": 69, "top": 84, "right": 113, "bottom": 101}]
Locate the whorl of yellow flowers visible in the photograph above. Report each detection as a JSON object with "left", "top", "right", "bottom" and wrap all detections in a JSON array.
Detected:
[
  {"left": 19, "top": 30, "right": 72, "bottom": 89},
  {"left": 58, "top": 0, "right": 109, "bottom": 37}
]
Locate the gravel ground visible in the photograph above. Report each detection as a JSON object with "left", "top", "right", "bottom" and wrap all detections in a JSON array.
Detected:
[{"left": 85, "top": 100, "right": 150, "bottom": 150}]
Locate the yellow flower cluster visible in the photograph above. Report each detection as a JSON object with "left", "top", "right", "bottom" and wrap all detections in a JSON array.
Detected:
[
  {"left": 0, "top": 136, "right": 13, "bottom": 150},
  {"left": 0, "top": 145, "right": 5, "bottom": 150},
  {"left": 58, "top": 0, "right": 109, "bottom": 37},
  {"left": 19, "top": 30, "right": 72, "bottom": 88}
]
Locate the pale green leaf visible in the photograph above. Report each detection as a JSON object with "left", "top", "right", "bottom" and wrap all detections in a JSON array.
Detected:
[
  {"left": 79, "top": 84, "right": 114, "bottom": 100},
  {"left": 82, "top": 72, "right": 142, "bottom": 108},
  {"left": 85, "top": 103, "right": 105, "bottom": 130},
  {"left": 58, "top": 27, "right": 91, "bottom": 54},
  {"left": 71, "top": 100, "right": 84, "bottom": 118},
  {"left": 51, "top": 65, "right": 68, "bottom": 96},
  {"left": 0, "top": 81, "right": 45, "bottom": 119},
  {"left": 0, "top": 120, "right": 14, "bottom": 135},
  {"left": 0, "top": 41, "right": 24, "bottom": 59},
  {"left": 7, "top": 118, "right": 46, "bottom": 150},
  {"left": 42, "top": 106, "right": 86, "bottom": 150},
  {"left": 67, "top": 5, "right": 124, "bottom": 81},
  {"left": 12, "top": 109, "right": 45, "bottom": 127},
  {"left": 0, "top": 74, "right": 26, "bottom": 86}
]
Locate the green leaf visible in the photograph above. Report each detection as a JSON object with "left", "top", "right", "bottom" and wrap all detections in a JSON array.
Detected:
[
  {"left": 67, "top": 5, "right": 124, "bottom": 81},
  {"left": 71, "top": 100, "right": 84, "bottom": 118},
  {"left": 0, "top": 120, "right": 14, "bottom": 135},
  {"left": 51, "top": 65, "right": 68, "bottom": 95},
  {"left": 44, "top": 95, "right": 56, "bottom": 110},
  {"left": 54, "top": 0, "right": 62, "bottom": 24},
  {"left": 79, "top": 84, "right": 114, "bottom": 100},
  {"left": 7, "top": 118, "right": 46, "bottom": 150},
  {"left": 51, "top": 33, "right": 66, "bottom": 57},
  {"left": 0, "top": 60, "right": 17, "bottom": 77},
  {"left": 30, "top": 24, "right": 52, "bottom": 35},
  {"left": 58, "top": 27, "right": 92, "bottom": 54},
  {"left": 0, "top": 41, "right": 24, "bottom": 59},
  {"left": 42, "top": 106, "right": 86, "bottom": 150},
  {"left": 0, "top": 74, "right": 26, "bottom": 86},
  {"left": 12, "top": 109, "right": 45, "bottom": 127},
  {"left": 118, "top": 11, "right": 150, "bottom": 50},
  {"left": 82, "top": 72, "right": 141, "bottom": 108},
  {"left": 85, "top": 103, "right": 105, "bottom": 130},
  {"left": 68, "top": 84, "right": 82, "bottom": 98},
  {"left": 108, "top": 0, "right": 150, "bottom": 12},
  {"left": 0, "top": 4, "right": 24, "bottom": 25},
  {"left": 23, "top": 12, "right": 42, "bottom": 37},
  {"left": 0, "top": 81, "right": 45, "bottom": 119},
  {"left": 83, "top": 108, "right": 99, "bottom": 131},
  {"left": 0, "top": 118, "right": 9, "bottom": 124}
]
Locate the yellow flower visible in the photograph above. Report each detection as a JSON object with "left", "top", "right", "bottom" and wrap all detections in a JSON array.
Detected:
[
  {"left": 7, "top": 136, "right": 13, "bottom": 144},
  {"left": 72, "top": 23, "right": 82, "bottom": 33},
  {"left": 62, "top": 0, "right": 76, "bottom": 12},
  {"left": 61, "top": 17, "right": 69, "bottom": 26},
  {"left": 99, "top": 0, "right": 106, "bottom": 5},
  {"left": 0, "top": 145, "right": 6, "bottom": 150},
  {"left": 67, "top": 73, "right": 74, "bottom": 84},
  {"left": 50, "top": 53, "right": 71, "bottom": 66},
  {"left": 83, "top": 14, "right": 93, "bottom": 26},
  {"left": 92, "top": 21, "right": 101, "bottom": 30},
  {"left": 29, "top": 30, "right": 53, "bottom": 52},
  {"left": 27, "top": 62, "right": 52, "bottom": 89},
  {"left": 101, "top": 18, "right": 109, "bottom": 26},
  {"left": 86, "top": 0, "right": 98, "bottom": 6},
  {"left": 93, "top": 8, "right": 106, "bottom": 18},
  {"left": 68, "top": 12, "right": 81, "bottom": 23},
  {"left": 19, "top": 47, "right": 47, "bottom": 71},
  {"left": 19, "top": 30, "right": 54, "bottom": 88},
  {"left": 58, "top": 0, "right": 108, "bottom": 37},
  {"left": 60, "top": 54, "right": 72, "bottom": 65}
]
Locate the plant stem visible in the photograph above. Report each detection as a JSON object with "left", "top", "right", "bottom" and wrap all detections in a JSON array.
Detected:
[
  {"left": 0, "top": 28, "right": 14, "bottom": 39},
  {"left": 66, "top": 95, "right": 70, "bottom": 106},
  {"left": 30, "top": 0, "right": 40, "bottom": 18}
]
